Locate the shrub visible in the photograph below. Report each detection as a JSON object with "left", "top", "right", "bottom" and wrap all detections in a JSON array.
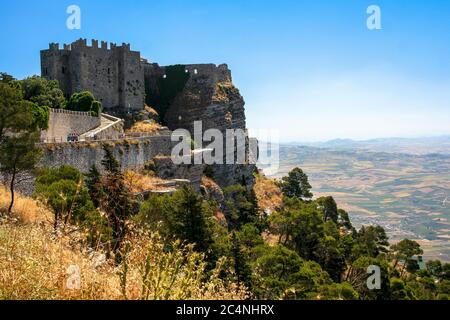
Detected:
[
  {"left": 145, "top": 65, "right": 189, "bottom": 122},
  {"left": 66, "top": 91, "right": 102, "bottom": 116}
]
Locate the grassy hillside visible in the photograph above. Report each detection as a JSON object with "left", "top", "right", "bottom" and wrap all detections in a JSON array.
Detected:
[{"left": 0, "top": 191, "right": 247, "bottom": 300}]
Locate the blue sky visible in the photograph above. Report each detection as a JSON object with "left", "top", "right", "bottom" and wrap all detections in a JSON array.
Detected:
[{"left": 1, "top": 0, "right": 450, "bottom": 142}]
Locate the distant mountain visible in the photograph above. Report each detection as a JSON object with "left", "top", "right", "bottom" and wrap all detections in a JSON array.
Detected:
[{"left": 287, "top": 136, "right": 450, "bottom": 155}]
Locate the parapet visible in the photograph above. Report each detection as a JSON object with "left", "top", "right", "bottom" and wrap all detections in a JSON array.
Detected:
[
  {"left": 49, "top": 43, "right": 60, "bottom": 51},
  {"left": 44, "top": 39, "right": 134, "bottom": 53}
]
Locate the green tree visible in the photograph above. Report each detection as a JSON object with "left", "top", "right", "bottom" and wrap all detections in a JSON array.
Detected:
[
  {"left": 0, "top": 72, "right": 15, "bottom": 84},
  {"left": 252, "top": 244, "right": 305, "bottom": 299},
  {"left": 231, "top": 232, "right": 252, "bottom": 288},
  {"left": 30, "top": 103, "right": 50, "bottom": 130},
  {"left": 99, "top": 146, "right": 134, "bottom": 260},
  {"left": 35, "top": 166, "right": 95, "bottom": 228},
  {"left": 426, "top": 260, "right": 443, "bottom": 279},
  {"left": 0, "top": 82, "right": 32, "bottom": 142},
  {"left": 137, "top": 185, "right": 215, "bottom": 256},
  {"left": 35, "top": 165, "right": 108, "bottom": 246},
  {"left": 0, "top": 131, "right": 42, "bottom": 214},
  {"left": 18, "top": 75, "right": 65, "bottom": 109},
  {"left": 278, "top": 167, "right": 313, "bottom": 200},
  {"left": 317, "top": 282, "right": 359, "bottom": 300},
  {"left": 84, "top": 165, "right": 103, "bottom": 208},
  {"left": 314, "top": 221, "right": 346, "bottom": 282},
  {"left": 270, "top": 198, "right": 324, "bottom": 260},
  {"left": 231, "top": 224, "right": 264, "bottom": 291},
  {"left": 352, "top": 225, "right": 389, "bottom": 259},
  {"left": 223, "top": 184, "right": 259, "bottom": 230},
  {"left": 337, "top": 208, "right": 355, "bottom": 233},
  {"left": 316, "top": 196, "right": 338, "bottom": 223},
  {"left": 252, "top": 244, "right": 334, "bottom": 299},
  {"left": 346, "top": 256, "right": 391, "bottom": 300},
  {"left": 66, "top": 91, "right": 102, "bottom": 116},
  {"left": 390, "top": 278, "right": 414, "bottom": 300},
  {"left": 390, "top": 239, "right": 423, "bottom": 278}
]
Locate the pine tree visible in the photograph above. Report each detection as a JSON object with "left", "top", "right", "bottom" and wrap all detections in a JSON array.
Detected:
[
  {"left": 0, "top": 131, "right": 42, "bottom": 214},
  {"left": 85, "top": 164, "right": 103, "bottom": 208},
  {"left": 100, "top": 146, "right": 133, "bottom": 262},
  {"left": 278, "top": 167, "right": 313, "bottom": 200}
]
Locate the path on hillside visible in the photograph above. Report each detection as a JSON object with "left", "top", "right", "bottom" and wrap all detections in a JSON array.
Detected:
[{"left": 79, "top": 115, "right": 117, "bottom": 140}]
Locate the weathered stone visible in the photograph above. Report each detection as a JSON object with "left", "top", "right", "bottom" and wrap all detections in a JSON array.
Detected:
[
  {"left": 41, "top": 39, "right": 145, "bottom": 113},
  {"left": 143, "top": 62, "right": 257, "bottom": 189}
]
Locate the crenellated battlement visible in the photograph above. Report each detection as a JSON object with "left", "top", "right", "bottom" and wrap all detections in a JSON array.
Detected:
[{"left": 44, "top": 39, "right": 133, "bottom": 53}]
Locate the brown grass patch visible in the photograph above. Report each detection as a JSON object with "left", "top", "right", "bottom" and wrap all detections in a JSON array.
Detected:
[
  {"left": 0, "top": 188, "right": 53, "bottom": 225},
  {"left": 126, "top": 121, "right": 162, "bottom": 134},
  {"left": 253, "top": 173, "right": 283, "bottom": 213},
  {"left": 124, "top": 171, "right": 173, "bottom": 193},
  {"left": 0, "top": 222, "right": 248, "bottom": 300}
]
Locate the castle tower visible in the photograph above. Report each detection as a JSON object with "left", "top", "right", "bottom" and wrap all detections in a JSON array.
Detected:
[{"left": 40, "top": 39, "right": 145, "bottom": 113}]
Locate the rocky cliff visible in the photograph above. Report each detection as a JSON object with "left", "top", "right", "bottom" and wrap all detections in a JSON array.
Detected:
[{"left": 143, "top": 63, "right": 256, "bottom": 189}]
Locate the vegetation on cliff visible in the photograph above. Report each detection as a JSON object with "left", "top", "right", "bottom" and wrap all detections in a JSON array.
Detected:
[
  {"left": 145, "top": 64, "right": 190, "bottom": 122},
  {"left": 1, "top": 147, "right": 449, "bottom": 299}
]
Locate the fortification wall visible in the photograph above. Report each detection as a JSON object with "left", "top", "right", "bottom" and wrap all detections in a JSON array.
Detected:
[
  {"left": 41, "top": 109, "right": 101, "bottom": 142},
  {"left": 41, "top": 136, "right": 173, "bottom": 174},
  {"left": 41, "top": 39, "right": 145, "bottom": 112}
]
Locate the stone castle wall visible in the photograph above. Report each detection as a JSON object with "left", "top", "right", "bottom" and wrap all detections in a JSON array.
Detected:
[
  {"left": 39, "top": 40, "right": 256, "bottom": 190},
  {"left": 41, "top": 136, "right": 173, "bottom": 174},
  {"left": 41, "top": 39, "right": 145, "bottom": 112},
  {"left": 41, "top": 108, "right": 101, "bottom": 142}
]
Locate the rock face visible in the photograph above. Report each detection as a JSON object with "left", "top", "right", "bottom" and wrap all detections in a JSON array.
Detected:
[
  {"left": 143, "top": 63, "right": 256, "bottom": 189},
  {"left": 152, "top": 155, "right": 205, "bottom": 191}
]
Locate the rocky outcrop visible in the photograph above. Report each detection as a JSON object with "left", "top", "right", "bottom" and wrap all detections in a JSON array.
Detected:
[
  {"left": 152, "top": 155, "right": 205, "bottom": 191},
  {"left": 143, "top": 63, "right": 257, "bottom": 189},
  {"left": 200, "top": 177, "right": 225, "bottom": 206}
]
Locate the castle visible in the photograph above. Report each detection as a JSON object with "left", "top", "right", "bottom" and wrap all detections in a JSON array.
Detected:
[
  {"left": 41, "top": 39, "right": 145, "bottom": 113},
  {"left": 39, "top": 38, "right": 257, "bottom": 192}
]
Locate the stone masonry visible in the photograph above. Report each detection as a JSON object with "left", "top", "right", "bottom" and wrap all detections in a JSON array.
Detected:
[
  {"left": 41, "top": 108, "right": 101, "bottom": 142},
  {"left": 41, "top": 39, "right": 145, "bottom": 113},
  {"left": 40, "top": 39, "right": 257, "bottom": 189}
]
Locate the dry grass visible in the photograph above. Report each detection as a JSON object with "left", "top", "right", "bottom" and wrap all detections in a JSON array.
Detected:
[
  {"left": 124, "top": 171, "right": 174, "bottom": 193},
  {"left": 254, "top": 173, "right": 283, "bottom": 213},
  {"left": 201, "top": 176, "right": 219, "bottom": 191},
  {"left": 0, "top": 222, "right": 117, "bottom": 300},
  {"left": 0, "top": 190, "right": 248, "bottom": 300},
  {"left": 0, "top": 188, "right": 53, "bottom": 224},
  {"left": 213, "top": 81, "right": 240, "bottom": 104},
  {"left": 0, "top": 222, "right": 248, "bottom": 300},
  {"left": 126, "top": 121, "right": 162, "bottom": 134},
  {"left": 144, "top": 105, "right": 159, "bottom": 117}
]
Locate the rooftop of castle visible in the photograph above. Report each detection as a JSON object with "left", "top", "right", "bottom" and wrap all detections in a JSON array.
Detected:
[{"left": 43, "top": 38, "right": 134, "bottom": 52}]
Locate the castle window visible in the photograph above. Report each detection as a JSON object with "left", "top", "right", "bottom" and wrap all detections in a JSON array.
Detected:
[
  {"left": 44, "top": 68, "right": 48, "bottom": 75},
  {"left": 62, "top": 67, "right": 66, "bottom": 74},
  {"left": 108, "top": 68, "right": 110, "bottom": 75}
]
